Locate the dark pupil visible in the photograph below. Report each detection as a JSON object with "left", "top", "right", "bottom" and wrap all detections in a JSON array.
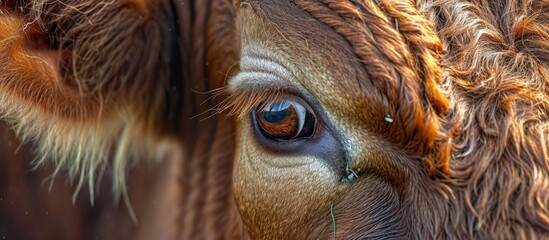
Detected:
[
  {"left": 255, "top": 99, "right": 315, "bottom": 141},
  {"left": 261, "top": 104, "right": 290, "bottom": 124}
]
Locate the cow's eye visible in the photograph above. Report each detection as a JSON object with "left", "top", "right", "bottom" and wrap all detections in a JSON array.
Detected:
[{"left": 254, "top": 99, "right": 316, "bottom": 141}]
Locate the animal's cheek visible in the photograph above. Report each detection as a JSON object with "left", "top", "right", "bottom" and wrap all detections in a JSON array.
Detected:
[{"left": 232, "top": 119, "right": 345, "bottom": 239}]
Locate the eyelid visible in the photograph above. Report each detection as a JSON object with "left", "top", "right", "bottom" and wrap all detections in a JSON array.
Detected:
[
  {"left": 224, "top": 82, "right": 334, "bottom": 139},
  {"left": 222, "top": 74, "right": 303, "bottom": 118}
]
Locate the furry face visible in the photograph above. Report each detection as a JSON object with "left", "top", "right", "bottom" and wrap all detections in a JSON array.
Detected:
[
  {"left": 230, "top": 0, "right": 549, "bottom": 238},
  {"left": 1, "top": 0, "right": 549, "bottom": 239}
]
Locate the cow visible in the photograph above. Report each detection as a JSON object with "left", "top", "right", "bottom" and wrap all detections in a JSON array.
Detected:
[{"left": 1, "top": 0, "right": 549, "bottom": 239}]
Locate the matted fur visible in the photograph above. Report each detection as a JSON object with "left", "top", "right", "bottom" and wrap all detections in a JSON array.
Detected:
[{"left": 418, "top": 0, "right": 549, "bottom": 237}]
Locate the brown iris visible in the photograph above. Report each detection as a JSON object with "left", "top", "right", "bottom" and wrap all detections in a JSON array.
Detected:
[{"left": 255, "top": 99, "right": 316, "bottom": 141}]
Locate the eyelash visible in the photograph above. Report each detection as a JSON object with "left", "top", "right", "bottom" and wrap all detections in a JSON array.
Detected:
[{"left": 219, "top": 87, "right": 295, "bottom": 118}]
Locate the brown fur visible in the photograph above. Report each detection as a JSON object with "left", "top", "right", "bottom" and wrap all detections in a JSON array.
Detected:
[
  {"left": 1, "top": 0, "right": 549, "bottom": 239},
  {"left": 0, "top": 0, "right": 180, "bottom": 206},
  {"left": 231, "top": 0, "right": 549, "bottom": 238},
  {"left": 419, "top": 0, "right": 549, "bottom": 237},
  {"left": 1, "top": 0, "right": 243, "bottom": 239}
]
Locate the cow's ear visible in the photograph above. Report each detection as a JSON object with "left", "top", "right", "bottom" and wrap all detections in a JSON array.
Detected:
[{"left": 0, "top": 5, "right": 179, "bottom": 204}]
